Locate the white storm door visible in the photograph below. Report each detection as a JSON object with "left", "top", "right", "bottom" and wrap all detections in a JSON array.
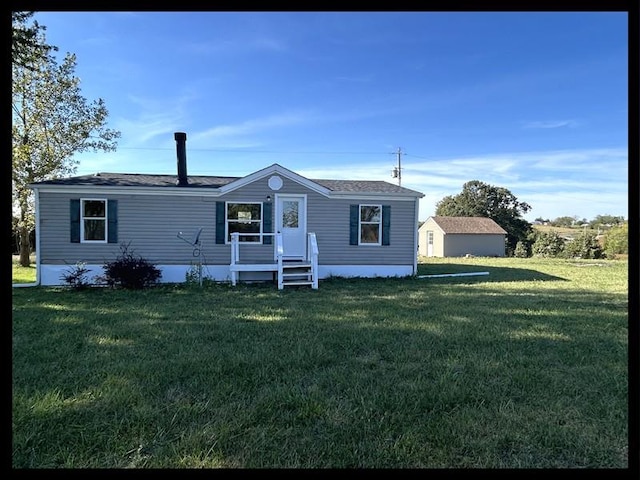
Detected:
[{"left": 276, "top": 194, "right": 307, "bottom": 259}]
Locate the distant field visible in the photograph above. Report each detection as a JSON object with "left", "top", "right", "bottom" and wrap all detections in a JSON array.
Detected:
[{"left": 532, "top": 224, "right": 600, "bottom": 239}]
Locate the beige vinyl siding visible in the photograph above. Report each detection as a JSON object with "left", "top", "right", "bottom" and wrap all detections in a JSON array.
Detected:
[
  {"left": 443, "top": 234, "right": 505, "bottom": 257},
  {"left": 419, "top": 218, "right": 444, "bottom": 257},
  {"left": 419, "top": 217, "right": 505, "bottom": 257}
]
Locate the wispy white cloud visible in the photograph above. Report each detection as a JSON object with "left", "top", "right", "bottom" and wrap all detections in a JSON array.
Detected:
[
  {"left": 522, "top": 119, "right": 579, "bottom": 129},
  {"left": 297, "top": 146, "right": 628, "bottom": 221},
  {"left": 189, "top": 112, "right": 313, "bottom": 142},
  {"left": 111, "top": 91, "right": 200, "bottom": 144}
]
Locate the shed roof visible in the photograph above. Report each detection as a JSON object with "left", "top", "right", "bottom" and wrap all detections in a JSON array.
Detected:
[{"left": 428, "top": 216, "right": 508, "bottom": 234}]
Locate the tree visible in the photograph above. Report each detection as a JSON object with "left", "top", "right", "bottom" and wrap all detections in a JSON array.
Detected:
[
  {"left": 602, "top": 223, "right": 628, "bottom": 259},
  {"left": 550, "top": 216, "right": 576, "bottom": 227},
  {"left": 435, "top": 180, "right": 533, "bottom": 254},
  {"left": 589, "top": 214, "right": 625, "bottom": 229},
  {"left": 563, "top": 231, "right": 604, "bottom": 259},
  {"left": 12, "top": 12, "right": 57, "bottom": 68},
  {"left": 12, "top": 25, "right": 121, "bottom": 266},
  {"left": 531, "top": 230, "right": 566, "bottom": 258}
]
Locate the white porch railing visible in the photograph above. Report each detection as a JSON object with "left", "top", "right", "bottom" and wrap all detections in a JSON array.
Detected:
[
  {"left": 307, "top": 232, "right": 319, "bottom": 289},
  {"left": 230, "top": 232, "right": 318, "bottom": 289}
]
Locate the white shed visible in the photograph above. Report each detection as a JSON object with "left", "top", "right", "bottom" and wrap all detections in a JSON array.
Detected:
[{"left": 419, "top": 216, "right": 507, "bottom": 257}]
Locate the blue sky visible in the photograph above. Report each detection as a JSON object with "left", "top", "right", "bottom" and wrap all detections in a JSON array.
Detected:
[{"left": 33, "top": 11, "right": 629, "bottom": 222}]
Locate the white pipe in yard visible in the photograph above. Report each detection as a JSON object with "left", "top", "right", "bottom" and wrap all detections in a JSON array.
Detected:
[{"left": 418, "top": 272, "right": 489, "bottom": 278}]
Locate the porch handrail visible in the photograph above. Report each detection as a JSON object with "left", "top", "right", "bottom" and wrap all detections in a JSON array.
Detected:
[
  {"left": 230, "top": 232, "right": 276, "bottom": 265},
  {"left": 276, "top": 233, "right": 284, "bottom": 289},
  {"left": 307, "top": 232, "right": 319, "bottom": 289}
]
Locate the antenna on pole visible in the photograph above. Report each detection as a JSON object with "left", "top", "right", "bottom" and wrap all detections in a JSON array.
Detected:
[{"left": 391, "top": 147, "right": 402, "bottom": 186}]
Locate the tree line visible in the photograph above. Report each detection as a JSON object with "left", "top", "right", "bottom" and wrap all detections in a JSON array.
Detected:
[{"left": 533, "top": 215, "right": 626, "bottom": 229}]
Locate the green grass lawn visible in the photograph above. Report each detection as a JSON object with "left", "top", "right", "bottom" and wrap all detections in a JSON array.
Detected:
[
  {"left": 12, "top": 255, "right": 36, "bottom": 284},
  {"left": 12, "top": 257, "right": 629, "bottom": 468}
]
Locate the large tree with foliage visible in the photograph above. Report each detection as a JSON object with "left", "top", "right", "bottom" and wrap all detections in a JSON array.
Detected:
[
  {"left": 12, "top": 12, "right": 56, "bottom": 68},
  {"left": 435, "top": 180, "right": 533, "bottom": 254},
  {"left": 12, "top": 17, "right": 121, "bottom": 266}
]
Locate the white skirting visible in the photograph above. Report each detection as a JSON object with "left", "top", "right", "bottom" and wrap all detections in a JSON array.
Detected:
[{"left": 37, "top": 263, "right": 415, "bottom": 286}]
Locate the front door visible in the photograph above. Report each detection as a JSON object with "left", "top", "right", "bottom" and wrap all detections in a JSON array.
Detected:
[
  {"left": 427, "top": 231, "right": 434, "bottom": 257},
  {"left": 276, "top": 194, "right": 307, "bottom": 259}
]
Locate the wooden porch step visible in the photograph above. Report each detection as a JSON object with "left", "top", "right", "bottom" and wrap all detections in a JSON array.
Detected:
[
  {"left": 282, "top": 262, "right": 312, "bottom": 269},
  {"left": 230, "top": 263, "right": 278, "bottom": 272},
  {"left": 281, "top": 280, "right": 314, "bottom": 286}
]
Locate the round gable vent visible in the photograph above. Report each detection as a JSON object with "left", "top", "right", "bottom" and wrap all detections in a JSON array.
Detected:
[{"left": 268, "top": 175, "right": 283, "bottom": 190}]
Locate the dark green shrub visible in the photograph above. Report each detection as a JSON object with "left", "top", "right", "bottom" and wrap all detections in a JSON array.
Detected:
[
  {"left": 60, "top": 261, "right": 91, "bottom": 290},
  {"left": 101, "top": 242, "right": 161, "bottom": 289}
]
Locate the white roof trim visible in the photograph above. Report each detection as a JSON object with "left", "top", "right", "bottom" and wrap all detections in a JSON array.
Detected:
[
  {"left": 329, "top": 191, "right": 423, "bottom": 200},
  {"left": 30, "top": 184, "right": 225, "bottom": 197},
  {"left": 423, "top": 216, "right": 446, "bottom": 234},
  {"left": 30, "top": 163, "right": 423, "bottom": 200},
  {"left": 218, "top": 163, "right": 332, "bottom": 197}
]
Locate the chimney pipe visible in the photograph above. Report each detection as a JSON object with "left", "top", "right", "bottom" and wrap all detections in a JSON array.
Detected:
[{"left": 174, "top": 132, "right": 188, "bottom": 186}]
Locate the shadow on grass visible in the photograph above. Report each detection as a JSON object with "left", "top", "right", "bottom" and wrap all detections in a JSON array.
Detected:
[
  {"left": 11, "top": 273, "right": 627, "bottom": 468},
  {"left": 415, "top": 263, "right": 567, "bottom": 282}
]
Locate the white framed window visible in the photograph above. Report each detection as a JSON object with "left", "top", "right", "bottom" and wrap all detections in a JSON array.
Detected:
[
  {"left": 81, "top": 198, "right": 107, "bottom": 243},
  {"left": 359, "top": 204, "right": 382, "bottom": 245},
  {"left": 226, "top": 202, "right": 262, "bottom": 243}
]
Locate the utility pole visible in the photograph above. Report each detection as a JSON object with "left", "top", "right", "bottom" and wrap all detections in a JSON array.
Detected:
[{"left": 391, "top": 147, "right": 403, "bottom": 186}]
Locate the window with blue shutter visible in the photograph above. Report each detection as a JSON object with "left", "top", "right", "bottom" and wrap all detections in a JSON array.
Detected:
[
  {"left": 71, "top": 198, "right": 117, "bottom": 243},
  {"left": 382, "top": 205, "right": 390, "bottom": 245},
  {"left": 263, "top": 201, "right": 272, "bottom": 244},
  {"left": 70, "top": 199, "right": 80, "bottom": 243},
  {"left": 349, "top": 204, "right": 359, "bottom": 245},
  {"left": 216, "top": 201, "right": 226, "bottom": 244},
  {"left": 350, "top": 204, "right": 391, "bottom": 246},
  {"left": 107, "top": 200, "right": 118, "bottom": 243}
]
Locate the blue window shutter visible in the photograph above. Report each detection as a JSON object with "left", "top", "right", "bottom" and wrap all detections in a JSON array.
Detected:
[
  {"left": 263, "top": 202, "right": 272, "bottom": 244},
  {"left": 70, "top": 199, "right": 80, "bottom": 243},
  {"left": 349, "top": 204, "right": 359, "bottom": 245},
  {"left": 216, "top": 201, "right": 226, "bottom": 244},
  {"left": 107, "top": 200, "right": 118, "bottom": 243},
  {"left": 382, "top": 205, "right": 391, "bottom": 245}
]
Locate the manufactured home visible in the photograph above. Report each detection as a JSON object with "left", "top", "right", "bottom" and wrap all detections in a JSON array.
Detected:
[{"left": 29, "top": 132, "right": 424, "bottom": 288}]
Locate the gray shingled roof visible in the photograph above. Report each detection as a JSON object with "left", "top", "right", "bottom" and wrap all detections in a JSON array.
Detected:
[
  {"left": 430, "top": 216, "right": 507, "bottom": 234},
  {"left": 32, "top": 172, "right": 423, "bottom": 195},
  {"left": 32, "top": 173, "right": 238, "bottom": 188}
]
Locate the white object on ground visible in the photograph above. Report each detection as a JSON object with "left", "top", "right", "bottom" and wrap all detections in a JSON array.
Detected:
[{"left": 418, "top": 272, "right": 489, "bottom": 278}]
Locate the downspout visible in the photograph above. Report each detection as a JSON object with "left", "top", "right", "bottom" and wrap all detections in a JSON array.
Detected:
[{"left": 13, "top": 186, "right": 40, "bottom": 287}]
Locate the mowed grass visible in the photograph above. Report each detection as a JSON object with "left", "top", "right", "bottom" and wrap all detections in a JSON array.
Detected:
[
  {"left": 12, "top": 255, "right": 36, "bottom": 284},
  {"left": 12, "top": 257, "right": 629, "bottom": 468}
]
